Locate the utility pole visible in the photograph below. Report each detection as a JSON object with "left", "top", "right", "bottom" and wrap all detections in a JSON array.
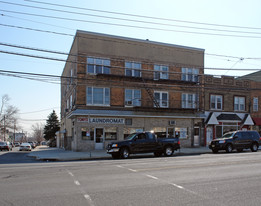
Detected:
[{"left": 3, "top": 115, "right": 6, "bottom": 141}]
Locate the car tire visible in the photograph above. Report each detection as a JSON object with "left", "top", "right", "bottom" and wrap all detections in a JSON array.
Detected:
[
  {"left": 212, "top": 149, "right": 218, "bottom": 153},
  {"left": 226, "top": 144, "right": 233, "bottom": 153},
  {"left": 251, "top": 143, "right": 258, "bottom": 152},
  {"left": 120, "top": 147, "right": 130, "bottom": 159},
  {"left": 164, "top": 146, "right": 174, "bottom": 156}
]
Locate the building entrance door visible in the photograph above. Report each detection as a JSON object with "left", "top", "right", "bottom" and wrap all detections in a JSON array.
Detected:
[
  {"left": 194, "top": 127, "right": 200, "bottom": 146},
  {"left": 95, "top": 128, "right": 104, "bottom": 150}
]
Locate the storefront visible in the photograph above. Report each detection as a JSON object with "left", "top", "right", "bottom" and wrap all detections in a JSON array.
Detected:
[
  {"left": 204, "top": 112, "right": 254, "bottom": 146},
  {"left": 67, "top": 109, "right": 204, "bottom": 151}
]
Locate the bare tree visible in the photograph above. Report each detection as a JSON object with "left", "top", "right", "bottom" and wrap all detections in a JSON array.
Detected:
[
  {"left": 0, "top": 94, "right": 19, "bottom": 141},
  {"left": 31, "top": 123, "right": 44, "bottom": 144}
]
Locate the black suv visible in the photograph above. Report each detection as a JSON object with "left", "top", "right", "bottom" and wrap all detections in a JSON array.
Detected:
[{"left": 209, "top": 130, "right": 261, "bottom": 153}]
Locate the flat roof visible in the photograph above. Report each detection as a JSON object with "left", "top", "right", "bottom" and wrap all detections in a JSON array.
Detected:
[{"left": 76, "top": 30, "right": 205, "bottom": 52}]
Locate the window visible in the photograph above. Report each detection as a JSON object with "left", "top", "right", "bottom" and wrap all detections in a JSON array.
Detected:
[
  {"left": 154, "top": 65, "right": 169, "bottom": 80},
  {"left": 87, "top": 87, "right": 110, "bottom": 106},
  {"left": 87, "top": 57, "right": 110, "bottom": 74},
  {"left": 182, "top": 68, "right": 199, "bottom": 82},
  {"left": 125, "top": 62, "right": 141, "bottom": 77},
  {"left": 253, "top": 97, "right": 258, "bottom": 112},
  {"left": 210, "top": 95, "right": 222, "bottom": 110},
  {"left": 182, "top": 93, "right": 198, "bottom": 109},
  {"left": 234, "top": 96, "right": 245, "bottom": 111},
  {"left": 104, "top": 127, "right": 117, "bottom": 140},
  {"left": 82, "top": 128, "right": 94, "bottom": 140},
  {"left": 125, "top": 89, "right": 141, "bottom": 106},
  {"left": 154, "top": 91, "right": 168, "bottom": 108}
]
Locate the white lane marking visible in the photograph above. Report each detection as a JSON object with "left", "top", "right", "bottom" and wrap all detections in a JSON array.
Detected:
[
  {"left": 171, "top": 183, "right": 184, "bottom": 189},
  {"left": 74, "top": 180, "right": 80, "bottom": 186},
  {"left": 116, "top": 165, "right": 123, "bottom": 168},
  {"left": 84, "top": 194, "right": 95, "bottom": 206},
  {"left": 128, "top": 168, "right": 137, "bottom": 172},
  {"left": 146, "top": 174, "right": 158, "bottom": 180},
  {"left": 68, "top": 171, "right": 74, "bottom": 177}
]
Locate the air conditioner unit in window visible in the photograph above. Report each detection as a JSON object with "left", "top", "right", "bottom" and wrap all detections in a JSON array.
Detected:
[
  {"left": 125, "top": 101, "right": 133, "bottom": 106},
  {"left": 169, "top": 120, "right": 176, "bottom": 125}
]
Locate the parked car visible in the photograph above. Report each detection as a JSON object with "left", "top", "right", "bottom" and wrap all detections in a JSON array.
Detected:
[
  {"left": 19, "top": 143, "right": 32, "bottom": 151},
  {"left": 0, "top": 141, "right": 12, "bottom": 151},
  {"left": 14, "top": 142, "right": 20, "bottom": 147},
  {"left": 209, "top": 130, "right": 261, "bottom": 153},
  {"left": 28, "top": 141, "right": 36, "bottom": 149},
  {"left": 107, "top": 131, "right": 180, "bottom": 159}
]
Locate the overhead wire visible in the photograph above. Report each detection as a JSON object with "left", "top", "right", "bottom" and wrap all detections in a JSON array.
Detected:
[
  {"left": 24, "top": 0, "right": 261, "bottom": 31},
  {"left": 1, "top": 8, "right": 261, "bottom": 39},
  {"left": 1, "top": 1, "right": 261, "bottom": 36}
]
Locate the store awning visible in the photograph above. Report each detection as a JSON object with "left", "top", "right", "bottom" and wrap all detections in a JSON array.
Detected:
[
  {"left": 217, "top": 113, "right": 242, "bottom": 122},
  {"left": 252, "top": 117, "right": 261, "bottom": 126}
]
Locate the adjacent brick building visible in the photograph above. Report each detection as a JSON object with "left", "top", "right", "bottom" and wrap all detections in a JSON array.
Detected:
[{"left": 60, "top": 30, "right": 205, "bottom": 151}]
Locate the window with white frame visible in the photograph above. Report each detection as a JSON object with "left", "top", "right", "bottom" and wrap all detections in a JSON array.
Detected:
[
  {"left": 154, "top": 65, "right": 169, "bottom": 80},
  {"left": 181, "top": 68, "right": 199, "bottom": 82},
  {"left": 234, "top": 96, "right": 245, "bottom": 111},
  {"left": 182, "top": 93, "right": 198, "bottom": 109},
  {"left": 125, "top": 62, "right": 141, "bottom": 77},
  {"left": 154, "top": 91, "right": 168, "bottom": 108},
  {"left": 125, "top": 89, "right": 141, "bottom": 106},
  {"left": 87, "top": 87, "right": 110, "bottom": 106},
  {"left": 210, "top": 95, "right": 223, "bottom": 110},
  {"left": 253, "top": 97, "right": 258, "bottom": 112},
  {"left": 87, "top": 57, "right": 110, "bottom": 74}
]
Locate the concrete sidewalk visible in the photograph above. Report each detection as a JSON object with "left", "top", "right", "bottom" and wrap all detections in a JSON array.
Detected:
[{"left": 28, "top": 146, "right": 211, "bottom": 161}]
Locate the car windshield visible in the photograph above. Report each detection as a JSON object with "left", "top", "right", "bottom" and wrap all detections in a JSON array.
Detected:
[
  {"left": 0, "top": 142, "right": 5, "bottom": 145},
  {"left": 221, "top": 132, "right": 235, "bottom": 139},
  {"left": 125, "top": 133, "right": 137, "bottom": 140}
]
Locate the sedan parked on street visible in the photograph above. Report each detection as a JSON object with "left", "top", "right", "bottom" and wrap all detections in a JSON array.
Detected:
[
  {"left": 0, "top": 141, "right": 13, "bottom": 151},
  {"left": 19, "top": 143, "right": 32, "bottom": 151}
]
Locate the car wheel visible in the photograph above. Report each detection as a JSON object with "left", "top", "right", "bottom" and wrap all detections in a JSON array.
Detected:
[
  {"left": 164, "top": 146, "right": 174, "bottom": 156},
  {"left": 212, "top": 149, "right": 218, "bottom": 153},
  {"left": 154, "top": 151, "right": 162, "bottom": 157},
  {"left": 226, "top": 144, "right": 233, "bottom": 153},
  {"left": 251, "top": 143, "right": 258, "bottom": 152},
  {"left": 120, "top": 147, "right": 129, "bottom": 159}
]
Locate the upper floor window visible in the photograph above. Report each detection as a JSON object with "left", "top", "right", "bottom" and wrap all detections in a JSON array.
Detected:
[
  {"left": 234, "top": 96, "right": 245, "bottom": 111},
  {"left": 125, "top": 62, "right": 141, "bottom": 77},
  {"left": 87, "top": 57, "right": 110, "bottom": 74},
  {"left": 87, "top": 87, "right": 110, "bottom": 106},
  {"left": 125, "top": 89, "right": 141, "bottom": 107},
  {"left": 253, "top": 97, "right": 258, "bottom": 112},
  {"left": 210, "top": 95, "right": 222, "bottom": 110},
  {"left": 182, "top": 68, "right": 199, "bottom": 82},
  {"left": 182, "top": 93, "right": 198, "bottom": 109},
  {"left": 154, "top": 65, "right": 169, "bottom": 80},
  {"left": 154, "top": 91, "right": 169, "bottom": 108}
]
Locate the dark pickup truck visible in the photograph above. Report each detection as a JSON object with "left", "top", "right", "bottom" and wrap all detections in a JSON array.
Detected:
[{"left": 106, "top": 132, "right": 180, "bottom": 159}]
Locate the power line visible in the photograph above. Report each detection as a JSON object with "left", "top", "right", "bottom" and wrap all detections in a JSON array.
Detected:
[
  {"left": 24, "top": 0, "right": 261, "bottom": 31},
  {"left": 0, "top": 48, "right": 260, "bottom": 72},
  {"left": 1, "top": 22, "right": 261, "bottom": 62},
  {"left": 1, "top": 1, "right": 261, "bottom": 36},
  {"left": 1, "top": 9, "right": 261, "bottom": 39}
]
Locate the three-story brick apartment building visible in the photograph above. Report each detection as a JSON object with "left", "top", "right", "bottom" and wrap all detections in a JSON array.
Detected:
[
  {"left": 204, "top": 75, "right": 254, "bottom": 145},
  {"left": 60, "top": 30, "right": 205, "bottom": 151}
]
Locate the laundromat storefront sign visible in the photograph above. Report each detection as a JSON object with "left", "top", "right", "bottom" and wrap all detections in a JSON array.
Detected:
[{"left": 77, "top": 117, "right": 125, "bottom": 124}]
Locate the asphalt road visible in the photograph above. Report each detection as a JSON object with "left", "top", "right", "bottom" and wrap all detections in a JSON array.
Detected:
[{"left": 0, "top": 150, "right": 261, "bottom": 206}]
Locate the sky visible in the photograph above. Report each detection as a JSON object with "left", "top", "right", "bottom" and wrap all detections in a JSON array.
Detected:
[{"left": 1, "top": 0, "right": 261, "bottom": 135}]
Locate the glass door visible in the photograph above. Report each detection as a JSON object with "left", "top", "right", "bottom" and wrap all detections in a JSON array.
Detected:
[{"left": 95, "top": 128, "right": 104, "bottom": 150}]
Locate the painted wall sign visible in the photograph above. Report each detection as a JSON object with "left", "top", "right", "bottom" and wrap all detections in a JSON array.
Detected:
[{"left": 77, "top": 117, "right": 125, "bottom": 124}]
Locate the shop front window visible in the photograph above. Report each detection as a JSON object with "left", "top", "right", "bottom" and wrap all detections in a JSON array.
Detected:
[
  {"left": 81, "top": 127, "right": 94, "bottom": 140},
  {"left": 175, "top": 127, "right": 188, "bottom": 139},
  {"left": 104, "top": 127, "right": 117, "bottom": 140},
  {"left": 123, "top": 128, "right": 144, "bottom": 139},
  {"left": 153, "top": 127, "right": 167, "bottom": 138}
]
